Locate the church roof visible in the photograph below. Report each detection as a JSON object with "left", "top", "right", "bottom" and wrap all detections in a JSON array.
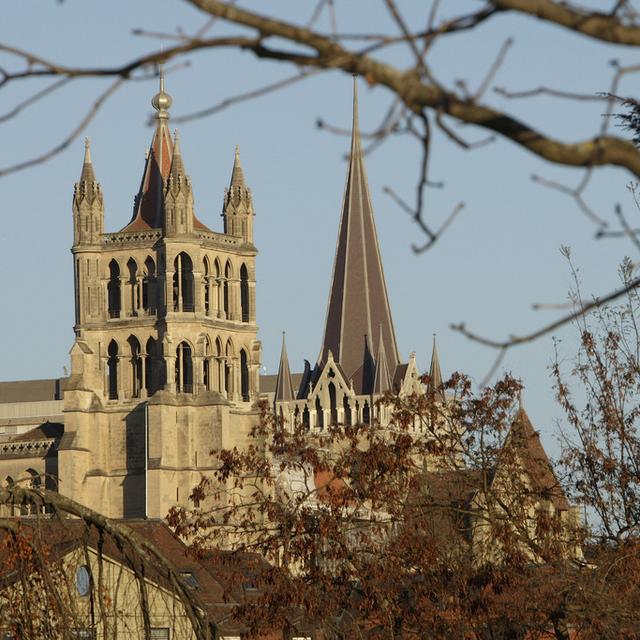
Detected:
[
  {"left": 318, "top": 79, "right": 400, "bottom": 391},
  {"left": 501, "top": 405, "right": 570, "bottom": 512},
  {"left": 121, "top": 69, "right": 210, "bottom": 233}
]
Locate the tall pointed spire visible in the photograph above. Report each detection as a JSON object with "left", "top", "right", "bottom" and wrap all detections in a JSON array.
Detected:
[
  {"left": 373, "top": 324, "right": 392, "bottom": 395},
  {"left": 274, "top": 333, "right": 295, "bottom": 403},
  {"left": 79, "top": 138, "right": 96, "bottom": 184},
  {"left": 223, "top": 145, "right": 254, "bottom": 241},
  {"left": 230, "top": 145, "right": 246, "bottom": 187},
  {"left": 169, "top": 130, "right": 185, "bottom": 181},
  {"left": 318, "top": 77, "right": 400, "bottom": 392},
  {"left": 427, "top": 335, "right": 445, "bottom": 401}
]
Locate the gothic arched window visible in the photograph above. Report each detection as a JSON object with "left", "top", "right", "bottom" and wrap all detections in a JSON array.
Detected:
[
  {"left": 240, "top": 263, "right": 249, "bottom": 323},
  {"left": 107, "top": 340, "right": 119, "bottom": 399},
  {"left": 240, "top": 349, "right": 250, "bottom": 401},
  {"left": 328, "top": 382, "right": 338, "bottom": 426},
  {"left": 145, "top": 337, "right": 157, "bottom": 395},
  {"left": 128, "top": 335, "right": 142, "bottom": 398},
  {"left": 143, "top": 256, "right": 156, "bottom": 314},
  {"left": 315, "top": 397, "right": 324, "bottom": 430},
  {"left": 175, "top": 341, "right": 193, "bottom": 394},
  {"left": 223, "top": 261, "right": 232, "bottom": 319},
  {"left": 173, "top": 252, "right": 194, "bottom": 312},
  {"left": 107, "top": 260, "right": 121, "bottom": 318},
  {"left": 127, "top": 258, "right": 138, "bottom": 316}
]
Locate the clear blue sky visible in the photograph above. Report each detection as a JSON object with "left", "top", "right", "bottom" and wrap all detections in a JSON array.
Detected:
[{"left": 0, "top": 1, "right": 635, "bottom": 455}]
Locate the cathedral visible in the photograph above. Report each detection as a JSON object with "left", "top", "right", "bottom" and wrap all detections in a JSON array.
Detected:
[{"left": 0, "top": 74, "right": 557, "bottom": 524}]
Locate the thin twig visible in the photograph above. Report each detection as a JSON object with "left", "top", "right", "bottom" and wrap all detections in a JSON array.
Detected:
[
  {"left": 0, "top": 78, "right": 124, "bottom": 178},
  {"left": 452, "top": 276, "right": 640, "bottom": 349}
]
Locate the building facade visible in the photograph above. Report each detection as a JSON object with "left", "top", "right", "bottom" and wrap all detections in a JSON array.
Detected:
[
  {"left": 0, "top": 75, "right": 566, "bottom": 532},
  {"left": 49, "top": 72, "right": 260, "bottom": 518}
]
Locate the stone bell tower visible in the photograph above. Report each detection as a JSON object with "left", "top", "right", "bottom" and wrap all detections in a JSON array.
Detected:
[{"left": 60, "top": 70, "right": 262, "bottom": 519}]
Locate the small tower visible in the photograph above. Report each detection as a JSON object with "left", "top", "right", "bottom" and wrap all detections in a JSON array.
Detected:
[
  {"left": 72, "top": 139, "right": 104, "bottom": 331},
  {"left": 164, "top": 131, "right": 195, "bottom": 236},
  {"left": 427, "top": 335, "right": 445, "bottom": 402},
  {"left": 72, "top": 139, "right": 103, "bottom": 247},
  {"left": 223, "top": 146, "right": 254, "bottom": 243}
]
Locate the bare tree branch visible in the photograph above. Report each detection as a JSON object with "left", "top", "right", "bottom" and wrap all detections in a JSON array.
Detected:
[{"left": 451, "top": 275, "right": 640, "bottom": 349}]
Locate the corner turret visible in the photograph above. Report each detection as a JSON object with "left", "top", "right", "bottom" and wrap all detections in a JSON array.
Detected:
[
  {"left": 164, "top": 131, "right": 195, "bottom": 236},
  {"left": 72, "top": 139, "right": 103, "bottom": 247},
  {"left": 223, "top": 146, "right": 254, "bottom": 242}
]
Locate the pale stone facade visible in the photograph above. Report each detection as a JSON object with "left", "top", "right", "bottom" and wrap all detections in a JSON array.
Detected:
[{"left": 57, "top": 72, "right": 261, "bottom": 519}]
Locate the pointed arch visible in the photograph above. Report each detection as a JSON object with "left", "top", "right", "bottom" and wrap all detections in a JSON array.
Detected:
[
  {"left": 240, "top": 263, "right": 250, "bottom": 323},
  {"left": 175, "top": 341, "right": 193, "bottom": 394},
  {"left": 214, "top": 336, "right": 224, "bottom": 393},
  {"left": 343, "top": 395, "right": 352, "bottom": 426},
  {"left": 240, "top": 348, "right": 250, "bottom": 402},
  {"left": 223, "top": 260, "right": 233, "bottom": 318},
  {"left": 302, "top": 405, "right": 310, "bottom": 430},
  {"left": 173, "top": 252, "right": 194, "bottom": 312},
  {"left": 107, "top": 260, "right": 121, "bottom": 318},
  {"left": 107, "top": 339, "right": 119, "bottom": 399},
  {"left": 143, "top": 256, "right": 156, "bottom": 314},
  {"left": 328, "top": 382, "right": 338, "bottom": 426},
  {"left": 126, "top": 258, "right": 138, "bottom": 316},
  {"left": 203, "top": 335, "right": 212, "bottom": 391},
  {"left": 315, "top": 397, "right": 324, "bottom": 430},
  {"left": 128, "top": 335, "right": 142, "bottom": 398},
  {"left": 203, "top": 256, "right": 211, "bottom": 315},
  {"left": 145, "top": 337, "right": 157, "bottom": 394}
]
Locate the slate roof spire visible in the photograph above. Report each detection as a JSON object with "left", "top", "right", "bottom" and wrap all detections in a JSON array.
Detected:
[
  {"left": 122, "top": 67, "right": 174, "bottom": 231},
  {"left": 427, "top": 335, "right": 445, "bottom": 401},
  {"left": 122, "top": 69, "right": 210, "bottom": 233},
  {"left": 274, "top": 333, "right": 295, "bottom": 403},
  {"left": 318, "top": 77, "right": 400, "bottom": 391}
]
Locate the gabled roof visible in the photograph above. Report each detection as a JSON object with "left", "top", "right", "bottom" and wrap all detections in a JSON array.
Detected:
[
  {"left": 318, "top": 79, "right": 400, "bottom": 391},
  {"left": 500, "top": 406, "right": 570, "bottom": 512}
]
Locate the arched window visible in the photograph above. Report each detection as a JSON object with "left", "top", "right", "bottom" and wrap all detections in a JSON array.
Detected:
[
  {"left": 175, "top": 342, "right": 193, "bottom": 394},
  {"left": 143, "top": 256, "right": 156, "bottom": 314},
  {"left": 363, "top": 401, "right": 371, "bottom": 425},
  {"left": 343, "top": 396, "right": 352, "bottom": 426},
  {"left": 215, "top": 338, "right": 224, "bottom": 393},
  {"left": 240, "top": 349, "right": 250, "bottom": 402},
  {"left": 240, "top": 263, "right": 250, "bottom": 323},
  {"left": 128, "top": 336, "right": 142, "bottom": 398},
  {"left": 107, "top": 340, "right": 119, "bottom": 399},
  {"left": 328, "top": 382, "right": 338, "bottom": 426},
  {"left": 145, "top": 337, "right": 157, "bottom": 395},
  {"left": 223, "top": 261, "right": 232, "bottom": 319},
  {"left": 302, "top": 406, "right": 310, "bottom": 430},
  {"left": 127, "top": 258, "right": 138, "bottom": 316},
  {"left": 224, "top": 339, "right": 233, "bottom": 396},
  {"left": 203, "top": 258, "right": 210, "bottom": 316},
  {"left": 107, "top": 260, "right": 121, "bottom": 318},
  {"left": 173, "top": 253, "right": 194, "bottom": 312},
  {"left": 315, "top": 397, "right": 324, "bottom": 430},
  {"left": 203, "top": 338, "right": 211, "bottom": 391}
]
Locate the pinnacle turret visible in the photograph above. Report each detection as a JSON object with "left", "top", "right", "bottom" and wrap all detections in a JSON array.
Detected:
[
  {"left": 274, "top": 333, "right": 295, "bottom": 403},
  {"left": 373, "top": 324, "right": 392, "bottom": 394},
  {"left": 427, "top": 335, "right": 445, "bottom": 401},
  {"left": 73, "top": 138, "right": 103, "bottom": 246},
  {"left": 230, "top": 145, "right": 246, "bottom": 187},
  {"left": 223, "top": 145, "right": 254, "bottom": 242}
]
